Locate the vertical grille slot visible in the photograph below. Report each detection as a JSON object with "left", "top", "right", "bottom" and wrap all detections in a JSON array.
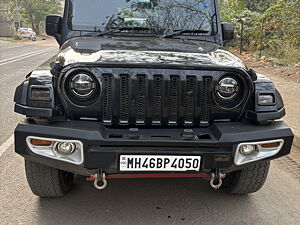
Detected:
[
  {"left": 184, "top": 76, "right": 196, "bottom": 126},
  {"left": 169, "top": 76, "right": 179, "bottom": 125},
  {"left": 119, "top": 74, "right": 129, "bottom": 124},
  {"left": 103, "top": 74, "right": 113, "bottom": 124},
  {"left": 200, "top": 77, "right": 212, "bottom": 126},
  {"left": 136, "top": 75, "right": 146, "bottom": 125},
  {"left": 152, "top": 75, "right": 163, "bottom": 125}
]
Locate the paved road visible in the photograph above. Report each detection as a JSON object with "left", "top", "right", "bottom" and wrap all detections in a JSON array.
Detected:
[{"left": 0, "top": 42, "right": 299, "bottom": 225}]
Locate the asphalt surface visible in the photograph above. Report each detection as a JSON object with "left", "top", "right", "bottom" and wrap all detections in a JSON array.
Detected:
[{"left": 0, "top": 41, "right": 299, "bottom": 225}]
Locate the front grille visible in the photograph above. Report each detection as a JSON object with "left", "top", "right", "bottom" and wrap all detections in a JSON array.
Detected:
[{"left": 102, "top": 72, "right": 212, "bottom": 127}]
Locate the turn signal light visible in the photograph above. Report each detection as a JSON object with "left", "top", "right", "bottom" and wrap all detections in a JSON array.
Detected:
[
  {"left": 30, "top": 139, "right": 53, "bottom": 146},
  {"left": 261, "top": 142, "right": 281, "bottom": 148},
  {"left": 258, "top": 94, "right": 275, "bottom": 105},
  {"left": 31, "top": 87, "right": 51, "bottom": 101}
]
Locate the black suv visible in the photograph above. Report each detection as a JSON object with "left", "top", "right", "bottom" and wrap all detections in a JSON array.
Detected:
[{"left": 14, "top": 0, "right": 293, "bottom": 197}]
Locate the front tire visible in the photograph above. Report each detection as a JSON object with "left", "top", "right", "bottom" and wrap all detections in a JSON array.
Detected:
[
  {"left": 25, "top": 160, "right": 74, "bottom": 198},
  {"left": 223, "top": 161, "right": 270, "bottom": 194}
]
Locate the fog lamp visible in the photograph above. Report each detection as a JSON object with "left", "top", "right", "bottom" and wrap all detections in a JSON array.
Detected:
[
  {"left": 27, "top": 137, "right": 84, "bottom": 165},
  {"left": 56, "top": 142, "right": 76, "bottom": 155},
  {"left": 235, "top": 139, "right": 284, "bottom": 166},
  {"left": 239, "top": 145, "right": 256, "bottom": 156}
]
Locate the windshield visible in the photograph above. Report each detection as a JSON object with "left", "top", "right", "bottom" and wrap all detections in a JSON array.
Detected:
[{"left": 69, "top": 0, "right": 217, "bottom": 36}]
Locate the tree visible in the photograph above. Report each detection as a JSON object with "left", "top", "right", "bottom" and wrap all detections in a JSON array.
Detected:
[
  {"left": 253, "top": 0, "right": 300, "bottom": 63},
  {"left": 219, "top": 0, "right": 300, "bottom": 65},
  {"left": 4, "top": 0, "right": 62, "bottom": 34},
  {"left": 243, "top": 0, "right": 274, "bottom": 12}
]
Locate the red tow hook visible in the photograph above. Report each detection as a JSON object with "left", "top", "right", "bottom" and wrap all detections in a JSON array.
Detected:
[
  {"left": 86, "top": 173, "right": 213, "bottom": 181},
  {"left": 86, "top": 174, "right": 97, "bottom": 182}
]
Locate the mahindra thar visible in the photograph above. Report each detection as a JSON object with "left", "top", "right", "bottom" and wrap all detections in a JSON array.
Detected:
[{"left": 14, "top": 0, "right": 294, "bottom": 197}]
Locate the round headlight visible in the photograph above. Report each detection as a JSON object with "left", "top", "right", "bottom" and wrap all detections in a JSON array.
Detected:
[
  {"left": 216, "top": 77, "right": 239, "bottom": 100},
  {"left": 70, "top": 73, "right": 96, "bottom": 98}
]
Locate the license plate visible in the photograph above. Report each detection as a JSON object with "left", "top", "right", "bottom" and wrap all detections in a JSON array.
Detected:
[{"left": 119, "top": 155, "right": 201, "bottom": 172}]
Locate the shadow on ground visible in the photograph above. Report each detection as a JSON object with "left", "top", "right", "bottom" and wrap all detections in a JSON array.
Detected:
[{"left": 36, "top": 177, "right": 257, "bottom": 225}]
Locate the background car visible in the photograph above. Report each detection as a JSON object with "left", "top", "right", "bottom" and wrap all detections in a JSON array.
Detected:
[{"left": 16, "top": 27, "right": 36, "bottom": 40}]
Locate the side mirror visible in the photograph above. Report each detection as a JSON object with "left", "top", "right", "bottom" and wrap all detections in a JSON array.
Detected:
[
  {"left": 46, "top": 15, "right": 62, "bottom": 44},
  {"left": 221, "top": 22, "right": 234, "bottom": 42}
]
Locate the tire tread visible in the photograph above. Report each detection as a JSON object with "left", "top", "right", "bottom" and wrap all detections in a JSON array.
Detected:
[
  {"left": 227, "top": 161, "right": 270, "bottom": 194},
  {"left": 25, "top": 160, "right": 69, "bottom": 198}
]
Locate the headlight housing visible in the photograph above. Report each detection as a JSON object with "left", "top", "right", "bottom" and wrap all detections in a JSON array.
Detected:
[
  {"left": 216, "top": 77, "right": 239, "bottom": 101},
  {"left": 63, "top": 70, "right": 101, "bottom": 107},
  {"left": 213, "top": 74, "right": 248, "bottom": 110},
  {"left": 70, "top": 73, "right": 96, "bottom": 98}
]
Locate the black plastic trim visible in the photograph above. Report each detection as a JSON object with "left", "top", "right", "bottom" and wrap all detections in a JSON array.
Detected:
[
  {"left": 15, "top": 120, "right": 293, "bottom": 175},
  {"left": 15, "top": 104, "right": 56, "bottom": 118},
  {"left": 245, "top": 107, "right": 286, "bottom": 122}
]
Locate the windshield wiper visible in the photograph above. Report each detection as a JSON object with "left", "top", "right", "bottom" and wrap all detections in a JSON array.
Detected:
[
  {"left": 97, "top": 27, "right": 150, "bottom": 36},
  {"left": 162, "top": 29, "right": 209, "bottom": 38}
]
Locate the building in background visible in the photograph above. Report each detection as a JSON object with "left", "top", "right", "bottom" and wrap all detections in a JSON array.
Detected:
[
  {"left": 0, "top": 0, "right": 23, "bottom": 37},
  {"left": 0, "top": 0, "right": 13, "bottom": 37}
]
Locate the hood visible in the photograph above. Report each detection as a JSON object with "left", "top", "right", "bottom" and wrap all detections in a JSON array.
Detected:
[{"left": 53, "top": 37, "right": 247, "bottom": 69}]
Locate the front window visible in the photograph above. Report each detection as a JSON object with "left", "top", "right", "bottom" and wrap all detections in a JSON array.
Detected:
[{"left": 69, "top": 0, "right": 217, "bottom": 36}]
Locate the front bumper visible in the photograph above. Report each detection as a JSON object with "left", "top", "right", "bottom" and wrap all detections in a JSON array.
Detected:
[{"left": 15, "top": 120, "right": 294, "bottom": 176}]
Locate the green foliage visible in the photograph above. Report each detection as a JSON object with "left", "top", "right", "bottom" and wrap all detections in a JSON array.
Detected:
[
  {"left": 220, "top": 0, "right": 300, "bottom": 65},
  {"left": 219, "top": 0, "right": 247, "bottom": 23},
  {"left": 4, "top": 0, "right": 62, "bottom": 35},
  {"left": 244, "top": 0, "right": 274, "bottom": 12}
]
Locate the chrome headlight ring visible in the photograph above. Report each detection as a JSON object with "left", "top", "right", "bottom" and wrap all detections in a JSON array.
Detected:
[
  {"left": 69, "top": 72, "right": 97, "bottom": 99},
  {"left": 216, "top": 77, "right": 240, "bottom": 101}
]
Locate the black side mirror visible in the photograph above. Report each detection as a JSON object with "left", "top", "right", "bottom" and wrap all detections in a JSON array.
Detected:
[
  {"left": 221, "top": 22, "right": 234, "bottom": 42},
  {"left": 46, "top": 15, "right": 62, "bottom": 44}
]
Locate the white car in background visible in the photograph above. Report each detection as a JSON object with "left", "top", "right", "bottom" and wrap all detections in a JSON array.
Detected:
[{"left": 17, "top": 28, "right": 37, "bottom": 40}]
